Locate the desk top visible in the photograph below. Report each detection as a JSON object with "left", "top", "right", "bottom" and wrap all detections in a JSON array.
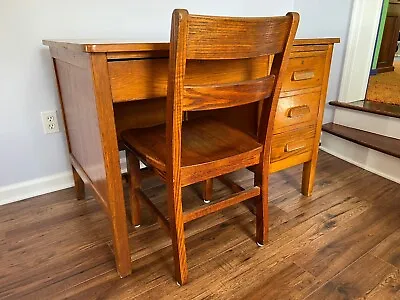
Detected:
[{"left": 43, "top": 38, "right": 340, "bottom": 53}]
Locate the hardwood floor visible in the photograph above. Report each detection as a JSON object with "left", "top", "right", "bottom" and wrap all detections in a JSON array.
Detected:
[{"left": 0, "top": 151, "right": 399, "bottom": 299}]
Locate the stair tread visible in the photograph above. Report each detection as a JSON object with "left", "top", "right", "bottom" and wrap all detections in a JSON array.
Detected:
[
  {"left": 329, "top": 100, "right": 400, "bottom": 119},
  {"left": 322, "top": 123, "right": 400, "bottom": 159}
]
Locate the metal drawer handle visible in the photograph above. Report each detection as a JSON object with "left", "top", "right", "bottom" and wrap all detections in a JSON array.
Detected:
[
  {"left": 288, "top": 105, "right": 310, "bottom": 118},
  {"left": 292, "top": 70, "right": 315, "bottom": 81},
  {"left": 284, "top": 142, "right": 306, "bottom": 153}
]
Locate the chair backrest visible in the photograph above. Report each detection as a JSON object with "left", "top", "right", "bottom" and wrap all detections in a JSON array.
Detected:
[{"left": 166, "top": 9, "right": 299, "bottom": 171}]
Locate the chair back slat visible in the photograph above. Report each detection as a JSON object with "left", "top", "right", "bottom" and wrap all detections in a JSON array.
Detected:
[
  {"left": 182, "top": 75, "right": 275, "bottom": 111},
  {"left": 186, "top": 15, "right": 293, "bottom": 60},
  {"left": 167, "top": 8, "right": 299, "bottom": 173}
]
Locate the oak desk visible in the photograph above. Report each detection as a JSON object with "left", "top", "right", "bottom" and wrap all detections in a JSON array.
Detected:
[{"left": 43, "top": 38, "right": 339, "bottom": 277}]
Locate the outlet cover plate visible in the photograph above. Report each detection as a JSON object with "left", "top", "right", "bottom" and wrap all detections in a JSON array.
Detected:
[{"left": 41, "top": 111, "right": 60, "bottom": 134}]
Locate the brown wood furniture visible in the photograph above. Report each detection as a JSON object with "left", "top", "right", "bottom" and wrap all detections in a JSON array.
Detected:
[
  {"left": 377, "top": 14, "right": 400, "bottom": 73},
  {"left": 43, "top": 32, "right": 338, "bottom": 278},
  {"left": 122, "top": 9, "right": 299, "bottom": 285}
]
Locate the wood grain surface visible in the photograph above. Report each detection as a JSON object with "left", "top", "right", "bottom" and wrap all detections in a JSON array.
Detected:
[
  {"left": 322, "top": 122, "right": 400, "bottom": 159},
  {"left": 44, "top": 23, "right": 339, "bottom": 285},
  {"left": 42, "top": 38, "right": 340, "bottom": 53},
  {"left": 329, "top": 100, "right": 400, "bottom": 119},
  {"left": 121, "top": 9, "right": 299, "bottom": 284},
  {"left": 1, "top": 152, "right": 399, "bottom": 299}
]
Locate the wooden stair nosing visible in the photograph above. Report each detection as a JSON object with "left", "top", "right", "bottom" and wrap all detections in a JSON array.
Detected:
[
  {"left": 329, "top": 100, "right": 400, "bottom": 119},
  {"left": 322, "top": 122, "right": 400, "bottom": 159}
]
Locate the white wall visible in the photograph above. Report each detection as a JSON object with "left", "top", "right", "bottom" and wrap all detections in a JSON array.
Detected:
[
  {"left": 293, "top": 0, "right": 354, "bottom": 123},
  {"left": 0, "top": 0, "right": 294, "bottom": 201}
]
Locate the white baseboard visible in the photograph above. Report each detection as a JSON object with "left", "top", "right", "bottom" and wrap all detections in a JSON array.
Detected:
[
  {"left": 0, "top": 171, "right": 74, "bottom": 206},
  {"left": 321, "top": 133, "right": 400, "bottom": 185},
  {"left": 0, "top": 154, "right": 146, "bottom": 206}
]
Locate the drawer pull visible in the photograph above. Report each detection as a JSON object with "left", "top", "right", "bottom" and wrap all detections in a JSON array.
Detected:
[
  {"left": 288, "top": 105, "right": 310, "bottom": 118},
  {"left": 292, "top": 70, "right": 315, "bottom": 81},
  {"left": 284, "top": 142, "right": 306, "bottom": 153}
]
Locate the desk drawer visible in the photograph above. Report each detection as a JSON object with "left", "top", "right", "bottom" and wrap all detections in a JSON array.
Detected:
[
  {"left": 270, "top": 126, "right": 315, "bottom": 165},
  {"left": 281, "top": 51, "right": 326, "bottom": 92},
  {"left": 108, "top": 57, "right": 269, "bottom": 103},
  {"left": 108, "top": 59, "right": 169, "bottom": 102},
  {"left": 274, "top": 91, "right": 320, "bottom": 134}
]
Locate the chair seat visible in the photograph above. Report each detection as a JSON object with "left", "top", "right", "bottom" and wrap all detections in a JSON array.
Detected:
[{"left": 122, "top": 117, "right": 263, "bottom": 186}]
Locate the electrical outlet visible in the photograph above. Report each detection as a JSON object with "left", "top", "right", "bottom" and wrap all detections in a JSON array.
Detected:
[{"left": 41, "top": 111, "right": 60, "bottom": 134}]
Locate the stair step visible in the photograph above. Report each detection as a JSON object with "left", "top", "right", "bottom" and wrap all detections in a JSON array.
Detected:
[
  {"left": 322, "top": 123, "right": 400, "bottom": 159},
  {"left": 329, "top": 100, "right": 400, "bottom": 119}
]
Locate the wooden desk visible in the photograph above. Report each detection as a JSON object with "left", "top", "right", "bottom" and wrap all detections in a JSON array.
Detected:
[{"left": 43, "top": 38, "right": 339, "bottom": 277}]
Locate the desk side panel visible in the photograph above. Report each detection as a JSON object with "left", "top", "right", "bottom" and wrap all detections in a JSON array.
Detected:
[{"left": 54, "top": 58, "right": 108, "bottom": 201}]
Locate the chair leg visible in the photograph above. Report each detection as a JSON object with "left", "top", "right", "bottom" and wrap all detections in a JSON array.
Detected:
[
  {"left": 255, "top": 167, "right": 269, "bottom": 246},
  {"left": 202, "top": 178, "right": 213, "bottom": 203},
  {"left": 127, "top": 152, "right": 141, "bottom": 227},
  {"left": 167, "top": 184, "right": 188, "bottom": 285}
]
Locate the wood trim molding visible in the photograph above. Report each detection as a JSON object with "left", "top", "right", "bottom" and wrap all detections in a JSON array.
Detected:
[
  {"left": 322, "top": 122, "right": 400, "bottom": 158},
  {"left": 329, "top": 100, "right": 400, "bottom": 119},
  {"left": 338, "top": 0, "right": 384, "bottom": 102}
]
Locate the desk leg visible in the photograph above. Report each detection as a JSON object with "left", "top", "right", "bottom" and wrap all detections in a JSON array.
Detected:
[
  {"left": 108, "top": 195, "right": 132, "bottom": 278},
  {"left": 91, "top": 53, "right": 132, "bottom": 278},
  {"left": 72, "top": 166, "right": 85, "bottom": 200},
  {"left": 302, "top": 158, "right": 317, "bottom": 196},
  {"left": 302, "top": 45, "right": 333, "bottom": 197}
]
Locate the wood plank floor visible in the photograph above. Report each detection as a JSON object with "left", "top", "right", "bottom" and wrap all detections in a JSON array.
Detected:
[{"left": 0, "top": 151, "right": 399, "bottom": 299}]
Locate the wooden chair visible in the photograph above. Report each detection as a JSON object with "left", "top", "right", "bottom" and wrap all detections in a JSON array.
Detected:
[{"left": 122, "top": 9, "right": 299, "bottom": 285}]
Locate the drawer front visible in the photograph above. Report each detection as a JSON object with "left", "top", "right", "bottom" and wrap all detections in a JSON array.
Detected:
[
  {"left": 274, "top": 91, "right": 321, "bottom": 134},
  {"left": 108, "top": 57, "right": 269, "bottom": 103},
  {"left": 108, "top": 58, "right": 168, "bottom": 102},
  {"left": 281, "top": 51, "right": 326, "bottom": 92},
  {"left": 270, "top": 126, "right": 315, "bottom": 164}
]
